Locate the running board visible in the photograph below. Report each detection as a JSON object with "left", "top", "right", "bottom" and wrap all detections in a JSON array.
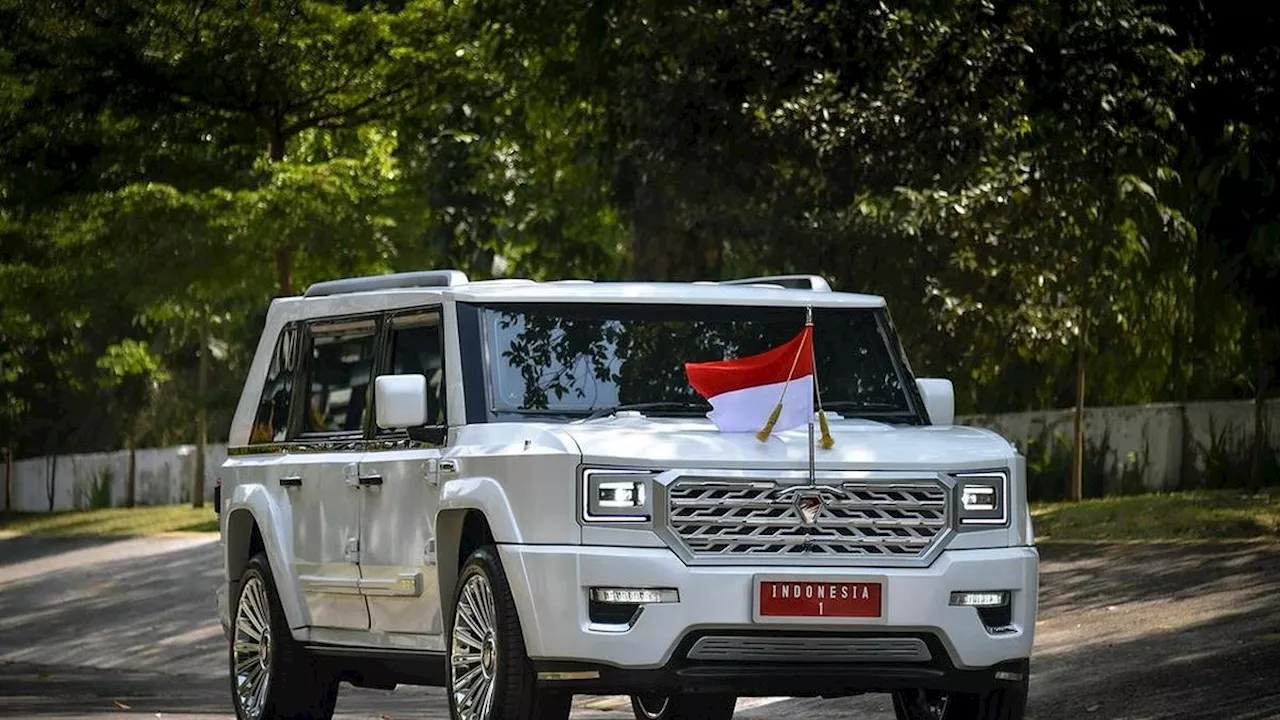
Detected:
[{"left": 304, "top": 644, "right": 445, "bottom": 660}]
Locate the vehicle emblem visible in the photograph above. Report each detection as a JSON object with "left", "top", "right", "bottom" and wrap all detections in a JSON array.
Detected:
[{"left": 794, "top": 493, "right": 826, "bottom": 525}]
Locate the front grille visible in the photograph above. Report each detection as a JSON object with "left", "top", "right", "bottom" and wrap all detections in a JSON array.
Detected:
[
  {"left": 665, "top": 478, "right": 949, "bottom": 561},
  {"left": 686, "top": 636, "right": 932, "bottom": 663}
]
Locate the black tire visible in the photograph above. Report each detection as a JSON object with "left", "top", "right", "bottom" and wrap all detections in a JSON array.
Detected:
[
  {"left": 447, "top": 545, "right": 570, "bottom": 720},
  {"left": 229, "top": 551, "right": 339, "bottom": 720},
  {"left": 631, "top": 692, "right": 737, "bottom": 720},
  {"left": 892, "top": 664, "right": 1029, "bottom": 720}
]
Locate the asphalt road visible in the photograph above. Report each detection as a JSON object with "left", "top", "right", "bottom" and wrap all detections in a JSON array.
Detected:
[{"left": 2, "top": 534, "right": 1279, "bottom": 720}]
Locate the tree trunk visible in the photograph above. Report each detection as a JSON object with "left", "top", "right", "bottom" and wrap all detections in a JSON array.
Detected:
[
  {"left": 3, "top": 447, "right": 11, "bottom": 512},
  {"left": 268, "top": 129, "right": 295, "bottom": 296},
  {"left": 629, "top": 183, "right": 722, "bottom": 281},
  {"left": 127, "top": 440, "right": 137, "bottom": 509},
  {"left": 275, "top": 246, "right": 294, "bottom": 297},
  {"left": 1070, "top": 311, "right": 1087, "bottom": 502},
  {"left": 46, "top": 453, "right": 57, "bottom": 512},
  {"left": 194, "top": 310, "right": 209, "bottom": 509},
  {"left": 1250, "top": 321, "right": 1269, "bottom": 491}
]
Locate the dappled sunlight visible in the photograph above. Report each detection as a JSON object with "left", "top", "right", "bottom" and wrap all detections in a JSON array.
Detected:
[
  {"left": 1035, "top": 541, "right": 1280, "bottom": 616},
  {"left": 0, "top": 537, "right": 225, "bottom": 679}
]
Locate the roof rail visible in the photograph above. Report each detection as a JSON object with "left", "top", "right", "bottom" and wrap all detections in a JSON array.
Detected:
[
  {"left": 720, "top": 274, "right": 833, "bottom": 292},
  {"left": 302, "top": 270, "right": 470, "bottom": 298}
]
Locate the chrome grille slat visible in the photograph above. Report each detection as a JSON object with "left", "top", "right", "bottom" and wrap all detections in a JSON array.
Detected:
[
  {"left": 666, "top": 478, "right": 950, "bottom": 560},
  {"left": 686, "top": 636, "right": 932, "bottom": 663}
]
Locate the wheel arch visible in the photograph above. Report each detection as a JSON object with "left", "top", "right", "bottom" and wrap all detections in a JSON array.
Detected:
[
  {"left": 223, "top": 492, "right": 307, "bottom": 632},
  {"left": 437, "top": 507, "right": 497, "bottom": 623}
]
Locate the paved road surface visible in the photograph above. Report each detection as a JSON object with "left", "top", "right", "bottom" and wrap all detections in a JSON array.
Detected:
[{"left": 2, "top": 534, "right": 1278, "bottom": 719}]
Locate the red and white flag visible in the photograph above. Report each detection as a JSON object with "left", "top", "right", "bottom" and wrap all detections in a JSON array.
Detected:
[{"left": 684, "top": 327, "right": 815, "bottom": 435}]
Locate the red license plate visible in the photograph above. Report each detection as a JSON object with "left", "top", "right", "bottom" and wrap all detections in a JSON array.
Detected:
[{"left": 757, "top": 581, "right": 882, "bottom": 618}]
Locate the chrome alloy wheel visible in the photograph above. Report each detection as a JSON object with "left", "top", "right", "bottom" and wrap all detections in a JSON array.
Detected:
[
  {"left": 899, "top": 689, "right": 951, "bottom": 720},
  {"left": 450, "top": 571, "right": 500, "bottom": 720},
  {"left": 232, "top": 575, "right": 272, "bottom": 720},
  {"left": 634, "top": 694, "right": 671, "bottom": 719}
]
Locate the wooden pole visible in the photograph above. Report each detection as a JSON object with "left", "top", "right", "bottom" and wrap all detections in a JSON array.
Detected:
[{"left": 1070, "top": 311, "right": 1087, "bottom": 502}]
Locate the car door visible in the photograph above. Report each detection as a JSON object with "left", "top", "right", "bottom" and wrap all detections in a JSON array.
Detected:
[
  {"left": 287, "top": 314, "right": 381, "bottom": 631},
  {"left": 356, "top": 307, "right": 447, "bottom": 642}
]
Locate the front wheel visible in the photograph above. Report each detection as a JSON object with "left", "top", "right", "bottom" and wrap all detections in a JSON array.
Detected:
[
  {"left": 631, "top": 692, "right": 737, "bottom": 720},
  {"left": 447, "top": 545, "right": 571, "bottom": 720},
  {"left": 892, "top": 671, "right": 1028, "bottom": 720}
]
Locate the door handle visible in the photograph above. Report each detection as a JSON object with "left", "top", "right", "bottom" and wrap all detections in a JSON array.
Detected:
[
  {"left": 279, "top": 476, "right": 303, "bottom": 488},
  {"left": 357, "top": 473, "right": 383, "bottom": 487}
]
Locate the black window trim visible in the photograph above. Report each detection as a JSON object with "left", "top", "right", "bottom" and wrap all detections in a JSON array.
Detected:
[
  {"left": 370, "top": 304, "right": 450, "bottom": 444},
  {"left": 290, "top": 311, "right": 385, "bottom": 442},
  {"left": 467, "top": 300, "right": 929, "bottom": 426},
  {"left": 249, "top": 320, "right": 302, "bottom": 445}
]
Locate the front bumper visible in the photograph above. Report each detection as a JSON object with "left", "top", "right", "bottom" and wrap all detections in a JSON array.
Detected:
[{"left": 498, "top": 543, "right": 1037, "bottom": 690}]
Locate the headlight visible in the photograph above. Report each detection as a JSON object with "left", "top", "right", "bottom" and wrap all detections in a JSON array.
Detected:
[
  {"left": 954, "top": 470, "right": 1008, "bottom": 527},
  {"left": 582, "top": 468, "right": 654, "bottom": 523}
]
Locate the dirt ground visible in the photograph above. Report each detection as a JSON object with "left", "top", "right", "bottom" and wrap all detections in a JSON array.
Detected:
[{"left": 1, "top": 536, "right": 1278, "bottom": 719}]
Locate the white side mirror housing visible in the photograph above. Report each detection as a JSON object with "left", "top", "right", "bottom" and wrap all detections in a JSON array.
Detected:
[
  {"left": 375, "top": 374, "right": 428, "bottom": 429},
  {"left": 916, "top": 378, "right": 955, "bottom": 426}
]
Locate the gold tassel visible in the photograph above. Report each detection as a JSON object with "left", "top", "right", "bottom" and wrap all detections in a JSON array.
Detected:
[
  {"left": 756, "top": 403, "right": 783, "bottom": 442},
  {"left": 818, "top": 410, "right": 834, "bottom": 449}
]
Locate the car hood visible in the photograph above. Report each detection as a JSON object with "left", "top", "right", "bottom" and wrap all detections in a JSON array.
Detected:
[{"left": 550, "top": 414, "right": 1017, "bottom": 472}]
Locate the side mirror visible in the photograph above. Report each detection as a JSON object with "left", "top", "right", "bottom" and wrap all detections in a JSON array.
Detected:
[
  {"left": 375, "top": 374, "right": 428, "bottom": 429},
  {"left": 916, "top": 378, "right": 955, "bottom": 426}
]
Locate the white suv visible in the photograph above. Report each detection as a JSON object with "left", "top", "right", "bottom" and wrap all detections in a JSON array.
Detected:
[{"left": 214, "top": 270, "right": 1038, "bottom": 720}]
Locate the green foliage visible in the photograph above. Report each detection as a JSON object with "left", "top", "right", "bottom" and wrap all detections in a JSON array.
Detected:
[
  {"left": 1194, "top": 419, "right": 1280, "bottom": 490},
  {"left": 1, "top": 0, "right": 1279, "bottom": 467},
  {"left": 74, "top": 467, "right": 115, "bottom": 511},
  {"left": 1023, "top": 426, "right": 1148, "bottom": 502}
]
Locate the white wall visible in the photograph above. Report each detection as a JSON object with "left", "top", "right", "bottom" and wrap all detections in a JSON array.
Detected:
[
  {"left": 3, "top": 398, "right": 1277, "bottom": 512},
  {"left": 959, "top": 398, "right": 1280, "bottom": 492},
  {"left": 4, "top": 444, "right": 227, "bottom": 513}
]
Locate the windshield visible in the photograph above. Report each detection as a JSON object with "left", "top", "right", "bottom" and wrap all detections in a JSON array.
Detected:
[{"left": 476, "top": 302, "right": 923, "bottom": 424}]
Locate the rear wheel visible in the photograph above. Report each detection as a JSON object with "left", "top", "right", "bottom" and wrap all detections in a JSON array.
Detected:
[
  {"left": 229, "top": 551, "right": 339, "bottom": 720},
  {"left": 630, "top": 692, "right": 737, "bottom": 720}
]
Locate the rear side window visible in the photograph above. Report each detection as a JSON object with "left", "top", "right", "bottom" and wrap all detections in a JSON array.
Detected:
[
  {"left": 303, "top": 318, "right": 378, "bottom": 435},
  {"left": 251, "top": 324, "right": 298, "bottom": 444}
]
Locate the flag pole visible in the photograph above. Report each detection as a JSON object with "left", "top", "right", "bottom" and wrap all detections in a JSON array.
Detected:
[
  {"left": 811, "top": 306, "right": 834, "bottom": 450},
  {"left": 754, "top": 320, "right": 810, "bottom": 442},
  {"left": 806, "top": 307, "right": 817, "bottom": 484}
]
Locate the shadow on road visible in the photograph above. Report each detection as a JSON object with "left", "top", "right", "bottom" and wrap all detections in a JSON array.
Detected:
[
  {"left": 0, "top": 536, "right": 225, "bottom": 678},
  {"left": 1, "top": 538, "right": 1278, "bottom": 719},
  {"left": 0, "top": 536, "right": 125, "bottom": 567}
]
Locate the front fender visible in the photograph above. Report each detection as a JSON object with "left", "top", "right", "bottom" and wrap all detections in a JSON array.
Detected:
[
  {"left": 438, "top": 476, "right": 523, "bottom": 543},
  {"left": 223, "top": 484, "right": 307, "bottom": 632}
]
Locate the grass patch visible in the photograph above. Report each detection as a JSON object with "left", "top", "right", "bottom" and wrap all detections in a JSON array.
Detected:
[
  {"left": 0, "top": 504, "right": 219, "bottom": 537},
  {"left": 1032, "top": 488, "right": 1280, "bottom": 542}
]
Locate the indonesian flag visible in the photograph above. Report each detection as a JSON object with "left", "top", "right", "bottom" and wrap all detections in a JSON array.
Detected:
[{"left": 684, "top": 327, "right": 815, "bottom": 435}]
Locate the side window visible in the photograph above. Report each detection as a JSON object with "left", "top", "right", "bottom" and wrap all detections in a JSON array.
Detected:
[
  {"left": 386, "top": 311, "right": 446, "bottom": 427},
  {"left": 302, "top": 318, "right": 378, "bottom": 435},
  {"left": 251, "top": 324, "right": 298, "bottom": 444}
]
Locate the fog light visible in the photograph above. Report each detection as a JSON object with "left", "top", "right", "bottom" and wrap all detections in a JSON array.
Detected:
[
  {"left": 589, "top": 587, "right": 679, "bottom": 604},
  {"left": 950, "top": 591, "right": 1009, "bottom": 608}
]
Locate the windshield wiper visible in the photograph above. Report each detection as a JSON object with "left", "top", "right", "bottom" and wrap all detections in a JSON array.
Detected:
[
  {"left": 578, "top": 401, "right": 710, "bottom": 423},
  {"left": 821, "top": 401, "right": 905, "bottom": 412},
  {"left": 819, "top": 401, "right": 922, "bottom": 424}
]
